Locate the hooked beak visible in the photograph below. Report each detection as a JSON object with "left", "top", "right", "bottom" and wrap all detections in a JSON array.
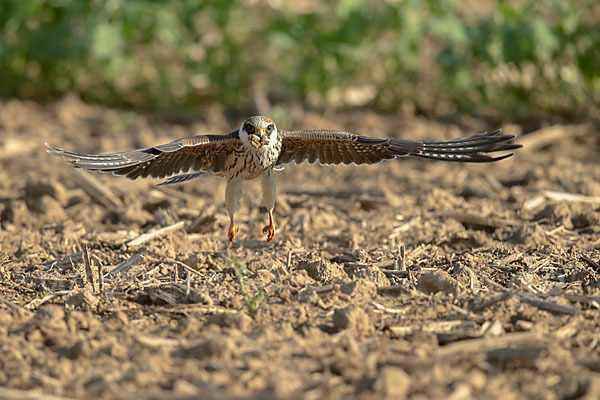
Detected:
[
  {"left": 257, "top": 128, "right": 268, "bottom": 144},
  {"left": 249, "top": 128, "right": 269, "bottom": 148}
]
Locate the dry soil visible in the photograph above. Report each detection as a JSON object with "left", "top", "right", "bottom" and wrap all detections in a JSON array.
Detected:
[{"left": 1, "top": 97, "right": 600, "bottom": 399}]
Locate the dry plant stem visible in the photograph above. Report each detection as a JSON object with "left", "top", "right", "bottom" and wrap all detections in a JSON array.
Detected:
[
  {"left": 71, "top": 169, "right": 123, "bottom": 209},
  {"left": 108, "top": 253, "right": 144, "bottom": 276},
  {"left": 82, "top": 244, "right": 97, "bottom": 292},
  {"left": 0, "top": 386, "right": 73, "bottom": 400},
  {"left": 543, "top": 191, "right": 600, "bottom": 204},
  {"left": 516, "top": 124, "right": 588, "bottom": 152},
  {"left": 171, "top": 260, "right": 203, "bottom": 276},
  {"left": 482, "top": 278, "right": 577, "bottom": 316},
  {"left": 471, "top": 292, "right": 511, "bottom": 311},
  {"left": 439, "top": 210, "right": 518, "bottom": 229},
  {"left": 126, "top": 221, "right": 185, "bottom": 247},
  {"left": 436, "top": 331, "right": 545, "bottom": 358}
]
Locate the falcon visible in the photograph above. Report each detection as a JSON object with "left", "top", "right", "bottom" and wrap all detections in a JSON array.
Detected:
[{"left": 46, "top": 116, "right": 521, "bottom": 242}]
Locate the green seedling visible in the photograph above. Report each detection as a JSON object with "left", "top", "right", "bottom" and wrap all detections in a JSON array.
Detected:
[{"left": 221, "top": 251, "right": 265, "bottom": 316}]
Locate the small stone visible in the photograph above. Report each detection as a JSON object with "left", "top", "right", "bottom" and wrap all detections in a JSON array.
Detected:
[
  {"left": 206, "top": 312, "right": 251, "bottom": 331},
  {"left": 296, "top": 257, "right": 346, "bottom": 283},
  {"left": 66, "top": 289, "right": 99, "bottom": 310},
  {"left": 295, "top": 288, "right": 320, "bottom": 304},
  {"left": 173, "top": 379, "right": 201, "bottom": 396},
  {"left": 515, "top": 320, "right": 534, "bottom": 331},
  {"left": 184, "top": 337, "right": 234, "bottom": 359},
  {"left": 373, "top": 366, "right": 411, "bottom": 397},
  {"left": 59, "top": 339, "right": 92, "bottom": 360},
  {"left": 333, "top": 305, "right": 372, "bottom": 335},
  {"left": 24, "top": 179, "right": 69, "bottom": 206},
  {"left": 340, "top": 279, "right": 377, "bottom": 301},
  {"left": 417, "top": 270, "right": 460, "bottom": 294},
  {"left": 36, "top": 304, "right": 68, "bottom": 332}
]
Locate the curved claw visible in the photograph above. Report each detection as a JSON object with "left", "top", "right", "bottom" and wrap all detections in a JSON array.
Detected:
[
  {"left": 262, "top": 224, "right": 275, "bottom": 242},
  {"left": 228, "top": 225, "right": 239, "bottom": 242}
]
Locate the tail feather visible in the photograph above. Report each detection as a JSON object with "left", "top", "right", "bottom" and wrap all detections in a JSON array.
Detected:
[{"left": 389, "top": 129, "right": 521, "bottom": 162}]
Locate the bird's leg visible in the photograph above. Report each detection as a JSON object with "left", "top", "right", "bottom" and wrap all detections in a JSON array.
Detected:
[
  {"left": 261, "top": 172, "right": 276, "bottom": 242},
  {"left": 226, "top": 178, "right": 243, "bottom": 242}
]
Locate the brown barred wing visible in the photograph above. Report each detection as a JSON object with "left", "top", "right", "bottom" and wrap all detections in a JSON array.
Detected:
[
  {"left": 276, "top": 129, "right": 397, "bottom": 166},
  {"left": 46, "top": 131, "right": 239, "bottom": 179},
  {"left": 276, "top": 128, "right": 520, "bottom": 166}
]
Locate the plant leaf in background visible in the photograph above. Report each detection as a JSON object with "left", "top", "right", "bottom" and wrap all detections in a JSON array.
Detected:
[{"left": 0, "top": 0, "right": 598, "bottom": 122}]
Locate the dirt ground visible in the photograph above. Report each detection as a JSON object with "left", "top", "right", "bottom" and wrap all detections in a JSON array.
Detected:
[{"left": 1, "top": 97, "right": 600, "bottom": 399}]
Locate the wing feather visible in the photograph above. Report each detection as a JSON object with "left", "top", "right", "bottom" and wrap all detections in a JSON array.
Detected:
[
  {"left": 277, "top": 128, "right": 520, "bottom": 166},
  {"left": 46, "top": 131, "right": 239, "bottom": 179}
]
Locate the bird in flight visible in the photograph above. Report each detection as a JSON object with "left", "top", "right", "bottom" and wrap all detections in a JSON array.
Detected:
[{"left": 47, "top": 116, "right": 521, "bottom": 243}]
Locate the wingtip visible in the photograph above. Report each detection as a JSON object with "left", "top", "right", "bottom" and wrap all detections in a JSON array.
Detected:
[
  {"left": 491, "top": 153, "right": 514, "bottom": 162},
  {"left": 45, "top": 142, "right": 61, "bottom": 154}
]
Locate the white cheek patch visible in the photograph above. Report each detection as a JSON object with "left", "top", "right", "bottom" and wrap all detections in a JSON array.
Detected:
[
  {"left": 239, "top": 124, "right": 250, "bottom": 147},
  {"left": 270, "top": 127, "right": 278, "bottom": 143}
]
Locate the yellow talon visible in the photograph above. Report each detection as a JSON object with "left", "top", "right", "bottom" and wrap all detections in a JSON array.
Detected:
[
  {"left": 262, "top": 223, "right": 275, "bottom": 242},
  {"left": 228, "top": 225, "right": 239, "bottom": 242}
]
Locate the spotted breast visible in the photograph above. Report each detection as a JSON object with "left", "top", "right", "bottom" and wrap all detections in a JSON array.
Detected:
[{"left": 225, "top": 135, "right": 283, "bottom": 180}]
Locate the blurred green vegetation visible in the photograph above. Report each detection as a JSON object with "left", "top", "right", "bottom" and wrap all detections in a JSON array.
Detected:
[{"left": 1, "top": 0, "right": 599, "bottom": 121}]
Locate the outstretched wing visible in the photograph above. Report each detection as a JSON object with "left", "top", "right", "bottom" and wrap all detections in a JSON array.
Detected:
[
  {"left": 46, "top": 131, "right": 239, "bottom": 179},
  {"left": 276, "top": 129, "right": 521, "bottom": 166}
]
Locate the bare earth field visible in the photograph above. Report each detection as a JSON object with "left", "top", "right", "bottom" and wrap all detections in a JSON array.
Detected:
[{"left": 1, "top": 97, "right": 600, "bottom": 399}]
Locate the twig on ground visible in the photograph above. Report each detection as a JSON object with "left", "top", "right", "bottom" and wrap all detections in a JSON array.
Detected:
[
  {"left": 439, "top": 210, "right": 518, "bottom": 229},
  {"left": 126, "top": 221, "right": 185, "bottom": 247},
  {"left": 435, "top": 331, "right": 545, "bottom": 358},
  {"left": 171, "top": 259, "right": 203, "bottom": 277},
  {"left": 482, "top": 277, "right": 577, "bottom": 315},
  {"left": 82, "top": 244, "right": 97, "bottom": 292},
  {"left": 372, "top": 301, "right": 405, "bottom": 314},
  {"left": 107, "top": 253, "right": 144, "bottom": 276},
  {"left": 516, "top": 124, "right": 588, "bottom": 152},
  {"left": 543, "top": 190, "right": 600, "bottom": 204},
  {"left": 286, "top": 250, "right": 292, "bottom": 271},
  {"left": 581, "top": 254, "right": 600, "bottom": 271},
  {"left": 470, "top": 292, "right": 511, "bottom": 312},
  {"left": 71, "top": 169, "right": 123, "bottom": 209},
  {"left": 521, "top": 296, "right": 577, "bottom": 316}
]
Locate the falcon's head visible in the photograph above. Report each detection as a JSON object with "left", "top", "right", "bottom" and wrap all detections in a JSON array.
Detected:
[{"left": 238, "top": 116, "right": 277, "bottom": 150}]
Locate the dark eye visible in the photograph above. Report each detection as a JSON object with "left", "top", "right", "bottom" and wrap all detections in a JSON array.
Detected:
[
  {"left": 245, "top": 124, "right": 255, "bottom": 134},
  {"left": 266, "top": 124, "right": 274, "bottom": 132}
]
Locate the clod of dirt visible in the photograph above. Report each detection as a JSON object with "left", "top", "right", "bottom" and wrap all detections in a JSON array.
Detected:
[
  {"left": 373, "top": 366, "right": 411, "bottom": 398},
  {"left": 340, "top": 279, "right": 377, "bottom": 302},
  {"left": 66, "top": 289, "right": 99, "bottom": 310},
  {"left": 182, "top": 337, "right": 234, "bottom": 359},
  {"left": 515, "top": 320, "right": 534, "bottom": 331},
  {"left": 534, "top": 203, "right": 574, "bottom": 229},
  {"left": 296, "top": 256, "right": 347, "bottom": 283},
  {"left": 332, "top": 305, "right": 372, "bottom": 335},
  {"left": 347, "top": 268, "right": 390, "bottom": 287},
  {"left": 59, "top": 339, "right": 93, "bottom": 360},
  {"left": 295, "top": 287, "right": 320, "bottom": 304},
  {"left": 0, "top": 200, "right": 29, "bottom": 226},
  {"left": 32, "top": 195, "right": 68, "bottom": 221},
  {"left": 172, "top": 379, "right": 202, "bottom": 396},
  {"left": 417, "top": 270, "right": 460, "bottom": 295},
  {"left": 24, "top": 179, "right": 70, "bottom": 206},
  {"left": 206, "top": 312, "right": 251, "bottom": 332},
  {"left": 508, "top": 223, "right": 548, "bottom": 245},
  {"left": 571, "top": 208, "right": 600, "bottom": 229},
  {"left": 35, "top": 304, "right": 68, "bottom": 333}
]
